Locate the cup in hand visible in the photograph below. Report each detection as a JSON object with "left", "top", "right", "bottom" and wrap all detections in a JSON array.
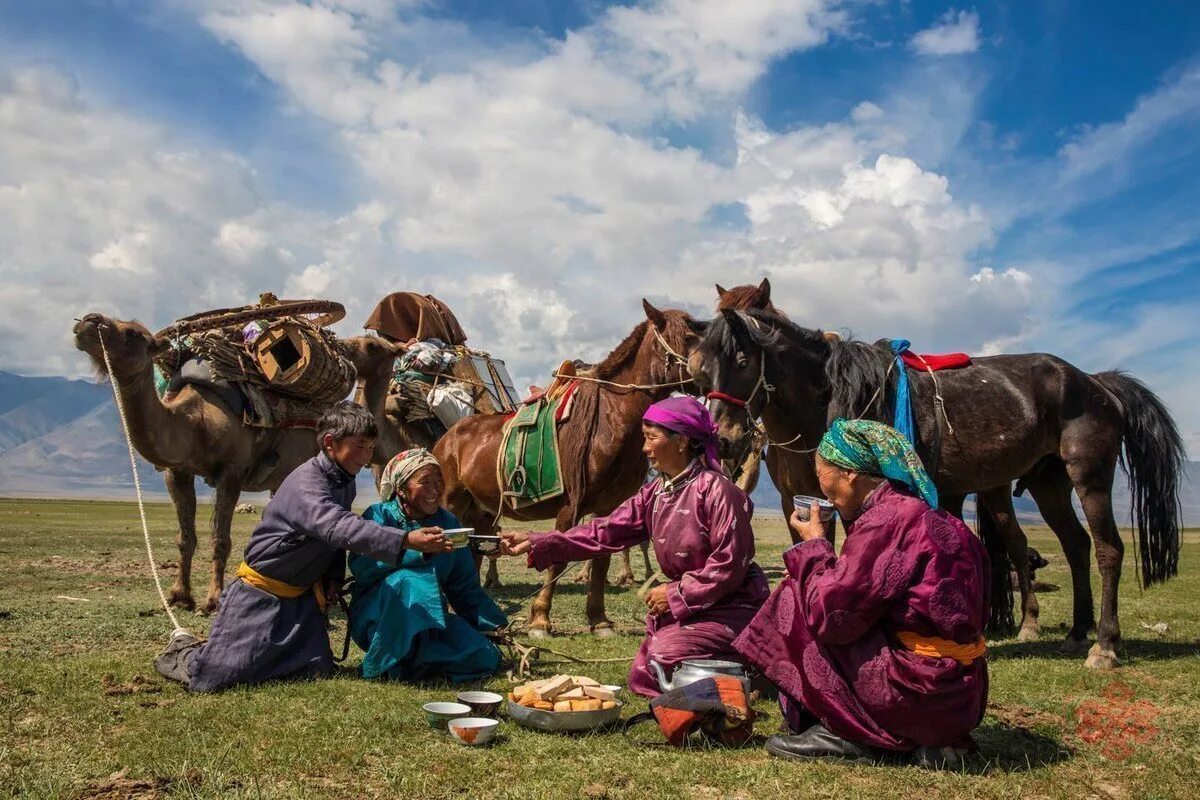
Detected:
[{"left": 793, "top": 494, "right": 837, "bottom": 539}]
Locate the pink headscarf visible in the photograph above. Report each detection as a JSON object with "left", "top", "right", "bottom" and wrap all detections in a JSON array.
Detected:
[{"left": 643, "top": 396, "right": 722, "bottom": 472}]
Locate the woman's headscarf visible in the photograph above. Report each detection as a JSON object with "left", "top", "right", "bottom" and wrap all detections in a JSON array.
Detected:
[
  {"left": 379, "top": 447, "right": 441, "bottom": 502},
  {"left": 642, "top": 396, "right": 722, "bottom": 473},
  {"left": 817, "top": 418, "right": 939, "bottom": 508}
]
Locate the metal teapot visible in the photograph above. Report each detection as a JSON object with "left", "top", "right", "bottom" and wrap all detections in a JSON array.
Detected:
[{"left": 649, "top": 658, "right": 750, "bottom": 694}]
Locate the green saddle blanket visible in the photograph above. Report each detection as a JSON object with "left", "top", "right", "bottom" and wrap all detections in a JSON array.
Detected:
[{"left": 500, "top": 395, "right": 565, "bottom": 509}]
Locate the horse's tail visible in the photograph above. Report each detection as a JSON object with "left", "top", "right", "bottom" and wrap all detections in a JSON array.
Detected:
[
  {"left": 976, "top": 496, "right": 1016, "bottom": 636},
  {"left": 1092, "top": 371, "right": 1185, "bottom": 586}
]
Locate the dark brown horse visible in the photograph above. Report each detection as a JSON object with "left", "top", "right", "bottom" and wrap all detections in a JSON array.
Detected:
[
  {"left": 435, "top": 301, "right": 705, "bottom": 637},
  {"left": 691, "top": 306, "right": 1184, "bottom": 669}
]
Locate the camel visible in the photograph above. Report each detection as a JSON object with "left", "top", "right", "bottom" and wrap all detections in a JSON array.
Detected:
[{"left": 73, "top": 313, "right": 401, "bottom": 613}]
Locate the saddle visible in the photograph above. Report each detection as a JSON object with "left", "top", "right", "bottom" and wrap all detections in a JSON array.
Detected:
[{"left": 499, "top": 367, "right": 582, "bottom": 510}]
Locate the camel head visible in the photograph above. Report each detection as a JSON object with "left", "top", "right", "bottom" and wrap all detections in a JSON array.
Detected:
[
  {"left": 340, "top": 335, "right": 404, "bottom": 385},
  {"left": 72, "top": 313, "right": 167, "bottom": 380}
]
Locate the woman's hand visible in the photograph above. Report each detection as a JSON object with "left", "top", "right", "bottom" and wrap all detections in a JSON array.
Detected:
[
  {"left": 406, "top": 526, "right": 453, "bottom": 554},
  {"left": 789, "top": 502, "right": 829, "bottom": 542},
  {"left": 499, "top": 530, "right": 533, "bottom": 557},
  {"left": 645, "top": 584, "right": 670, "bottom": 616}
]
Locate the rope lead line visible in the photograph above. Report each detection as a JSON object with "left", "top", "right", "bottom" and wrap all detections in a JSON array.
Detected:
[{"left": 97, "top": 327, "right": 186, "bottom": 635}]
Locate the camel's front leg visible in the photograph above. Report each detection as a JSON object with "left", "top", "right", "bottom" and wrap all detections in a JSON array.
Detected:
[
  {"left": 203, "top": 478, "right": 240, "bottom": 615},
  {"left": 164, "top": 469, "right": 197, "bottom": 611}
]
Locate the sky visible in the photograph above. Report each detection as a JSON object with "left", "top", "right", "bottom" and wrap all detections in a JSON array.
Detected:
[{"left": 1, "top": 0, "right": 1198, "bottom": 456}]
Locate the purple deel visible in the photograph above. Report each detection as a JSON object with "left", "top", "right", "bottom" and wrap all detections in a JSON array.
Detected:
[{"left": 734, "top": 481, "right": 990, "bottom": 750}]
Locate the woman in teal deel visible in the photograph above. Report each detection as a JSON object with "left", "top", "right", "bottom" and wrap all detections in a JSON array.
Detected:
[{"left": 349, "top": 448, "right": 507, "bottom": 682}]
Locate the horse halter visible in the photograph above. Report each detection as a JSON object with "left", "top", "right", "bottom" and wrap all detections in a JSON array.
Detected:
[
  {"left": 650, "top": 323, "right": 692, "bottom": 384},
  {"left": 705, "top": 349, "right": 775, "bottom": 431}
]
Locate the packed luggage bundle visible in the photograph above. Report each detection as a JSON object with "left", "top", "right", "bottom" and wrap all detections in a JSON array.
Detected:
[{"left": 154, "top": 294, "right": 357, "bottom": 408}]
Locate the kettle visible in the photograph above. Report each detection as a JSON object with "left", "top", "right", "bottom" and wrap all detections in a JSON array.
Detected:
[{"left": 649, "top": 658, "right": 750, "bottom": 694}]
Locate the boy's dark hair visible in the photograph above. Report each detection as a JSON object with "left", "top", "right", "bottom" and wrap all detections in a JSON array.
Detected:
[{"left": 316, "top": 400, "right": 377, "bottom": 446}]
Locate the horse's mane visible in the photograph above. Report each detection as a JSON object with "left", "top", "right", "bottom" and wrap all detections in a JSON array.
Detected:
[
  {"left": 703, "top": 307, "right": 825, "bottom": 366},
  {"left": 595, "top": 321, "right": 649, "bottom": 380},
  {"left": 825, "top": 338, "right": 899, "bottom": 422}
]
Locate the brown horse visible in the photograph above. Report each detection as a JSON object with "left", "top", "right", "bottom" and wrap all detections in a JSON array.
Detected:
[
  {"left": 435, "top": 301, "right": 705, "bottom": 637},
  {"left": 692, "top": 306, "right": 1184, "bottom": 669}
]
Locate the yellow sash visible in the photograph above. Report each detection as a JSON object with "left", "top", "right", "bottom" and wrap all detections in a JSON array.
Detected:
[
  {"left": 896, "top": 631, "right": 987, "bottom": 666},
  {"left": 236, "top": 562, "right": 329, "bottom": 613}
]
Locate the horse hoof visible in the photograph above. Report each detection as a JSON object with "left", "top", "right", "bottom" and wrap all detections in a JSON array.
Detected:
[
  {"left": 591, "top": 625, "right": 617, "bottom": 638},
  {"left": 613, "top": 575, "right": 634, "bottom": 588},
  {"left": 527, "top": 627, "right": 552, "bottom": 640},
  {"left": 1016, "top": 626, "right": 1040, "bottom": 643},
  {"left": 1085, "top": 643, "right": 1119, "bottom": 670}
]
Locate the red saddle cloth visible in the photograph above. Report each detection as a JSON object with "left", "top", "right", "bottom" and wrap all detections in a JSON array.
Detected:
[{"left": 901, "top": 351, "right": 971, "bottom": 371}]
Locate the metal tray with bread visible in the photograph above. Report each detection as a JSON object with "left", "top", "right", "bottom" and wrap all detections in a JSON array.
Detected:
[{"left": 507, "top": 674, "right": 623, "bottom": 733}]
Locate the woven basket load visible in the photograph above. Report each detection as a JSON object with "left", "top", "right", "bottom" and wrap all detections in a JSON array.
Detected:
[{"left": 153, "top": 297, "right": 356, "bottom": 407}]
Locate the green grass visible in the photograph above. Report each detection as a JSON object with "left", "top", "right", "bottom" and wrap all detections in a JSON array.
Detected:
[{"left": 1, "top": 498, "right": 1198, "bottom": 799}]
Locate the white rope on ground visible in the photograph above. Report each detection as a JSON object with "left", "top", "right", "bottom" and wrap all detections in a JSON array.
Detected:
[{"left": 97, "top": 329, "right": 186, "bottom": 635}]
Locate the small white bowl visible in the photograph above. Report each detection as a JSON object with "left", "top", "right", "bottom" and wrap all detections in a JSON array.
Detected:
[
  {"left": 448, "top": 716, "right": 499, "bottom": 746},
  {"left": 423, "top": 701, "right": 471, "bottom": 728},
  {"left": 601, "top": 684, "right": 624, "bottom": 696}
]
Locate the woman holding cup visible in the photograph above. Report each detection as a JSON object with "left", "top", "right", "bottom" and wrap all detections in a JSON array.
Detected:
[{"left": 734, "top": 419, "right": 989, "bottom": 768}]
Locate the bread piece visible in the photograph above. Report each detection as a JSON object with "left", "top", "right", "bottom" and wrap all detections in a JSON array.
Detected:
[
  {"left": 582, "top": 686, "right": 615, "bottom": 702},
  {"left": 570, "top": 698, "right": 603, "bottom": 712},
  {"left": 600, "top": 701, "right": 617, "bottom": 710},
  {"left": 572, "top": 676, "right": 600, "bottom": 687},
  {"left": 532, "top": 700, "right": 555, "bottom": 711},
  {"left": 558, "top": 687, "right": 587, "bottom": 699},
  {"left": 534, "top": 675, "right": 574, "bottom": 701},
  {"left": 553, "top": 700, "right": 573, "bottom": 713}
]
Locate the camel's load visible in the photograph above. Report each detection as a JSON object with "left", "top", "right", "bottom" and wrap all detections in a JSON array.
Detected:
[
  {"left": 366, "top": 292, "right": 521, "bottom": 433},
  {"left": 154, "top": 294, "right": 357, "bottom": 412}
]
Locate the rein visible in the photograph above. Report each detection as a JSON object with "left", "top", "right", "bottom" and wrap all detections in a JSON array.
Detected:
[{"left": 551, "top": 323, "right": 693, "bottom": 394}]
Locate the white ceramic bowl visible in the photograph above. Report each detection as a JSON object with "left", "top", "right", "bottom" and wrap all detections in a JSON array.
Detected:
[
  {"left": 441, "top": 527, "right": 474, "bottom": 548},
  {"left": 448, "top": 717, "right": 499, "bottom": 746},
  {"left": 601, "top": 684, "right": 624, "bottom": 696},
  {"left": 423, "top": 701, "right": 471, "bottom": 728}
]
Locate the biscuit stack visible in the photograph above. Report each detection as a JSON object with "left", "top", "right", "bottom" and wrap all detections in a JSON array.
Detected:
[{"left": 509, "top": 674, "right": 618, "bottom": 712}]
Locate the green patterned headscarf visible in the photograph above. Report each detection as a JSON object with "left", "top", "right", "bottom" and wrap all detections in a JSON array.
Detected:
[{"left": 817, "top": 418, "right": 939, "bottom": 509}]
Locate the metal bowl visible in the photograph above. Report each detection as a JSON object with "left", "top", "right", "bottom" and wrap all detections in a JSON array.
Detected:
[{"left": 507, "top": 699, "right": 624, "bottom": 733}]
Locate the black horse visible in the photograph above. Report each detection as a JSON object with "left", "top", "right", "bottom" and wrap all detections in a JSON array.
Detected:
[{"left": 691, "top": 307, "right": 1184, "bottom": 670}]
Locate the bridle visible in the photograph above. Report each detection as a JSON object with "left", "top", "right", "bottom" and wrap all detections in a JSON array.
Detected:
[{"left": 704, "top": 327, "right": 816, "bottom": 454}]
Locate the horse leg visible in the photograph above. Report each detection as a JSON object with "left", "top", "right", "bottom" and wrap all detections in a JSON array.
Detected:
[
  {"left": 1024, "top": 461, "right": 1095, "bottom": 649},
  {"left": 574, "top": 558, "right": 593, "bottom": 584},
  {"left": 1066, "top": 458, "right": 1122, "bottom": 670},
  {"left": 164, "top": 469, "right": 197, "bottom": 611},
  {"left": 586, "top": 552, "right": 615, "bottom": 637},
  {"left": 978, "top": 486, "right": 1039, "bottom": 641},
  {"left": 613, "top": 548, "right": 635, "bottom": 587},
  {"left": 780, "top": 492, "right": 800, "bottom": 545},
  {"left": 527, "top": 563, "right": 563, "bottom": 640},
  {"left": 202, "top": 478, "right": 239, "bottom": 615},
  {"left": 640, "top": 540, "right": 653, "bottom": 581}
]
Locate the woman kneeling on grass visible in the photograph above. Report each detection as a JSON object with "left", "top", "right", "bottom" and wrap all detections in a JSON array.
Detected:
[
  {"left": 734, "top": 419, "right": 990, "bottom": 768},
  {"left": 347, "top": 448, "right": 508, "bottom": 682},
  {"left": 499, "top": 396, "right": 769, "bottom": 698}
]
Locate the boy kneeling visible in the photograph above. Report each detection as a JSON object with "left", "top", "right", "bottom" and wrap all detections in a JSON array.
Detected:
[{"left": 154, "top": 401, "right": 451, "bottom": 692}]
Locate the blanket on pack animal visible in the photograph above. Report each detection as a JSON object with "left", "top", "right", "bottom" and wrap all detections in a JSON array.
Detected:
[
  {"left": 901, "top": 351, "right": 971, "bottom": 371},
  {"left": 499, "top": 381, "right": 580, "bottom": 509},
  {"left": 364, "top": 293, "right": 468, "bottom": 345}
]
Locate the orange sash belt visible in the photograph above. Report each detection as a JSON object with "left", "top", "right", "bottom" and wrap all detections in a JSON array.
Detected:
[
  {"left": 895, "top": 631, "right": 987, "bottom": 666},
  {"left": 236, "top": 562, "right": 329, "bottom": 613}
]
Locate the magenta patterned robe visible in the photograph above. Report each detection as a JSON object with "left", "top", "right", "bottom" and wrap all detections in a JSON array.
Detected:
[
  {"left": 734, "top": 481, "right": 989, "bottom": 751},
  {"left": 529, "top": 462, "right": 769, "bottom": 698}
]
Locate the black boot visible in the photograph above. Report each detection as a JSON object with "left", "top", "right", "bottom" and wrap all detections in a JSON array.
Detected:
[{"left": 766, "top": 724, "right": 877, "bottom": 763}]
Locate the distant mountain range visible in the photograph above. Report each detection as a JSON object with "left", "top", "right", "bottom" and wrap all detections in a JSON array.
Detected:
[{"left": 1, "top": 371, "right": 1196, "bottom": 526}]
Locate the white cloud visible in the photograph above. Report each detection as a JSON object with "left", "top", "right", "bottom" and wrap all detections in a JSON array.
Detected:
[
  {"left": 5, "top": 1, "right": 1196, "bottom": 455},
  {"left": 910, "top": 10, "right": 981, "bottom": 57}
]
